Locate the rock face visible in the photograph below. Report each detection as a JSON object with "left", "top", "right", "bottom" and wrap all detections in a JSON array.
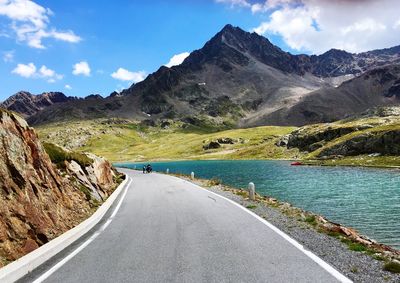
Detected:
[
  {"left": 203, "top": 137, "right": 241, "bottom": 150},
  {"left": 284, "top": 126, "right": 363, "bottom": 152},
  {"left": 4, "top": 24, "right": 400, "bottom": 127},
  {"left": 317, "top": 130, "right": 400, "bottom": 157},
  {"left": 0, "top": 109, "right": 120, "bottom": 267},
  {"left": 278, "top": 108, "right": 400, "bottom": 159}
]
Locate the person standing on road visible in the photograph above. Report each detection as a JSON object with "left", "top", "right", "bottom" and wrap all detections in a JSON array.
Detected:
[{"left": 143, "top": 165, "right": 146, "bottom": 174}]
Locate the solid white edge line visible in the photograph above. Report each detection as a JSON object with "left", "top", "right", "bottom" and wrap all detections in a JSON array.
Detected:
[
  {"left": 167, "top": 174, "right": 352, "bottom": 283},
  {"left": 31, "top": 177, "right": 132, "bottom": 283},
  {"left": 32, "top": 233, "right": 100, "bottom": 283}
]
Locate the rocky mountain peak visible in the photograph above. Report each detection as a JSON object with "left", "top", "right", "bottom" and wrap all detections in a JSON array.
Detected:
[{"left": 0, "top": 91, "right": 75, "bottom": 118}]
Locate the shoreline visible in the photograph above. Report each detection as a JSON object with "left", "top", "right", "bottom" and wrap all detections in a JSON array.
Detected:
[
  {"left": 113, "top": 158, "right": 400, "bottom": 170},
  {"left": 171, "top": 172, "right": 400, "bottom": 281}
]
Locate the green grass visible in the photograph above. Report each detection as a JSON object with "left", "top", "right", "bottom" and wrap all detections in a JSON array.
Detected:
[
  {"left": 383, "top": 261, "right": 400, "bottom": 273},
  {"left": 37, "top": 115, "right": 400, "bottom": 169},
  {"left": 304, "top": 215, "right": 317, "bottom": 226},
  {"left": 246, "top": 205, "right": 257, "bottom": 209},
  {"left": 350, "top": 266, "right": 359, "bottom": 273},
  {"left": 37, "top": 119, "right": 300, "bottom": 162},
  {"left": 43, "top": 142, "right": 93, "bottom": 167},
  {"left": 207, "top": 178, "right": 222, "bottom": 186},
  {"left": 303, "top": 156, "right": 400, "bottom": 168},
  {"left": 234, "top": 191, "right": 248, "bottom": 197},
  {"left": 78, "top": 184, "right": 92, "bottom": 201},
  {"left": 348, "top": 242, "right": 367, "bottom": 252}
]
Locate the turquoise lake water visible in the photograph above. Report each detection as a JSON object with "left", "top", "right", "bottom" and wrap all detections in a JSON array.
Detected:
[{"left": 115, "top": 160, "right": 400, "bottom": 249}]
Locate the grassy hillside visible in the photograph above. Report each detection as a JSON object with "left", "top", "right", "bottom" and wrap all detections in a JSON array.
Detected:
[
  {"left": 37, "top": 119, "right": 301, "bottom": 162},
  {"left": 36, "top": 108, "right": 400, "bottom": 167},
  {"left": 288, "top": 111, "right": 400, "bottom": 167}
]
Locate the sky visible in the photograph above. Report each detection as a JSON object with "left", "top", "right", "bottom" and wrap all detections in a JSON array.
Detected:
[{"left": 1, "top": 0, "right": 400, "bottom": 101}]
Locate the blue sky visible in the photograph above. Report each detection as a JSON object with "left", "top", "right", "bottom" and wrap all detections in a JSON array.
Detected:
[
  {"left": 0, "top": 0, "right": 283, "bottom": 100},
  {"left": 1, "top": 0, "right": 399, "bottom": 101}
]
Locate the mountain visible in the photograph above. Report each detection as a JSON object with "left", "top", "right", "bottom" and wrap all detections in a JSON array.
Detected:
[
  {"left": 246, "top": 64, "right": 400, "bottom": 126},
  {"left": 4, "top": 24, "right": 400, "bottom": 126},
  {"left": 0, "top": 91, "right": 76, "bottom": 118}
]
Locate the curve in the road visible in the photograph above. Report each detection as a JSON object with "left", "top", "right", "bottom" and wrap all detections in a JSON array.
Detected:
[{"left": 21, "top": 169, "right": 352, "bottom": 283}]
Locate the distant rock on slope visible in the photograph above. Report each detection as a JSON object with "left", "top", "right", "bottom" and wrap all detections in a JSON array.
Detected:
[
  {"left": 0, "top": 91, "right": 76, "bottom": 118},
  {"left": 0, "top": 109, "right": 122, "bottom": 267}
]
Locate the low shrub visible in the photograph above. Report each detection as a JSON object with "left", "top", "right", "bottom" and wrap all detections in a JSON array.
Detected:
[
  {"left": 304, "top": 215, "right": 317, "bottom": 226},
  {"left": 348, "top": 242, "right": 367, "bottom": 252},
  {"left": 383, "top": 261, "right": 400, "bottom": 273},
  {"left": 246, "top": 205, "right": 257, "bottom": 209},
  {"left": 235, "top": 190, "right": 248, "bottom": 197},
  {"left": 44, "top": 142, "right": 92, "bottom": 168},
  {"left": 207, "top": 178, "right": 222, "bottom": 186}
]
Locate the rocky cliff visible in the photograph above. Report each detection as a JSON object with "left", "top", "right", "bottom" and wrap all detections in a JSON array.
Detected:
[
  {"left": 0, "top": 91, "right": 77, "bottom": 118},
  {"left": 0, "top": 109, "right": 122, "bottom": 267},
  {"left": 277, "top": 106, "right": 400, "bottom": 160}
]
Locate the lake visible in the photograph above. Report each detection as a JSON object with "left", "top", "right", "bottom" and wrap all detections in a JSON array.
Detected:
[{"left": 115, "top": 160, "right": 400, "bottom": 249}]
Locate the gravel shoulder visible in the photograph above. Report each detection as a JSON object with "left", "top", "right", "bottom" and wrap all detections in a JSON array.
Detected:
[{"left": 179, "top": 175, "right": 400, "bottom": 283}]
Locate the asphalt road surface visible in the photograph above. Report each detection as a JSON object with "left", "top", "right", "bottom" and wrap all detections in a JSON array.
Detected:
[{"left": 21, "top": 169, "right": 351, "bottom": 283}]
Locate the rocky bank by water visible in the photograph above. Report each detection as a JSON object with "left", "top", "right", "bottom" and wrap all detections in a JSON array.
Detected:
[
  {"left": 177, "top": 175, "right": 400, "bottom": 283},
  {"left": 0, "top": 109, "right": 123, "bottom": 267}
]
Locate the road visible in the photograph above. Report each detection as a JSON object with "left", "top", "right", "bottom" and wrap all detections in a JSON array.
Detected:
[{"left": 21, "top": 169, "right": 350, "bottom": 283}]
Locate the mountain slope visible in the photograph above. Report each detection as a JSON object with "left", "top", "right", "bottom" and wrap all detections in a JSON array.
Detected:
[
  {"left": 5, "top": 24, "right": 400, "bottom": 127},
  {"left": 0, "top": 91, "right": 77, "bottom": 118},
  {"left": 248, "top": 64, "right": 400, "bottom": 126}
]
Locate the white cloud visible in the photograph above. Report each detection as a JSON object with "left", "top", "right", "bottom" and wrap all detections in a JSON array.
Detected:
[
  {"left": 0, "top": 0, "right": 81, "bottom": 49},
  {"left": 12, "top": 62, "right": 36, "bottom": 77},
  {"left": 250, "top": 0, "right": 290, "bottom": 13},
  {"left": 72, "top": 61, "right": 91, "bottom": 76},
  {"left": 165, "top": 52, "right": 190, "bottom": 68},
  {"left": 215, "top": 0, "right": 250, "bottom": 8},
  {"left": 393, "top": 19, "right": 400, "bottom": 29},
  {"left": 253, "top": 0, "right": 400, "bottom": 54},
  {"left": 219, "top": 0, "right": 400, "bottom": 54},
  {"left": 111, "top": 68, "right": 147, "bottom": 83},
  {"left": 3, "top": 50, "right": 14, "bottom": 62},
  {"left": 11, "top": 62, "right": 62, "bottom": 82},
  {"left": 39, "top": 65, "right": 54, "bottom": 77},
  {"left": 65, "top": 84, "right": 72, "bottom": 90}
]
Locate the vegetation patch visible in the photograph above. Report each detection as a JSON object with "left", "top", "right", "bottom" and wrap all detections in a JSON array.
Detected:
[
  {"left": 350, "top": 266, "right": 359, "bottom": 273},
  {"left": 304, "top": 215, "right": 317, "bottom": 226},
  {"left": 43, "top": 142, "right": 93, "bottom": 168},
  {"left": 246, "top": 205, "right": 257, "bottom": 209},
  {"left": 78, "top": 184, "right": 92, "bottom": 201},
  {"left": 383, "top": 261, "right": 400, "bottom": 273},
  {"left": 37, "top": 120, "right": 300, "bottom": 162},
  {"left": 348, "top": 242, "right": 367, "bottom": 252},
  {"left": 234, "top": 190, "right": 248, "bottom": 197},
  {"left": 207, "top": 178, "right": 222, "bottom": 186}
]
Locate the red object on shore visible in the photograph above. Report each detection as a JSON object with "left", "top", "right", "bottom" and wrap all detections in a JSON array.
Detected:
[{"left": 291, "top": 161, "right": 302, "bottom": 166}]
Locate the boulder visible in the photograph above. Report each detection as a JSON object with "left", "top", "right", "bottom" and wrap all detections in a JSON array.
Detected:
[
  {"left": 203, "top": 141, "right": 221, "bottom": 150},
  {"left": 216, "top": 137, "right": 236, "bottom": 144}
]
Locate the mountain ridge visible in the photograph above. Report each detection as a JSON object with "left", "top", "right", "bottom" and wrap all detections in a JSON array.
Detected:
[{"left": 2, "top": 24, "right": 400, "bottom": 126}]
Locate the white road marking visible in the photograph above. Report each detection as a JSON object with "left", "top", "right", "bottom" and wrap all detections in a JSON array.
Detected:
[
  {"left": 179, "top": 178, "right": 353, "bottom": 283},
  {"left": 32, "top": 177, "right": 132, "bottom": 283}
]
